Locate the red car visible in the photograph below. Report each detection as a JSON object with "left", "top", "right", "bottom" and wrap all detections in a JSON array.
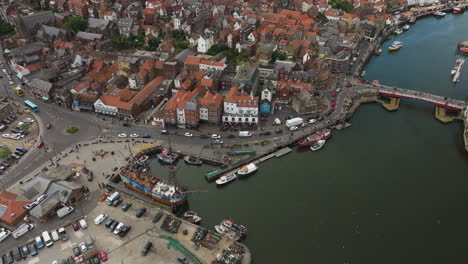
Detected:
[
  {"left": 332, "top": 92, "right": 337, "bottom": 97},
  {"left": 346, "top": 83, "right": 353, "bottom": 87},
  {"left": 99, "top": 251, "right": 108, "bottom": 262},
  {"left": 36, "top": 142, "right": 44, "bottom": 148},
  {"left": 72, "top": 222, "right": 80, "bottom": 231},
  {"left": 331, "top": 102, "right": 336, "bottom": 107},
  {"left": 331, "top": 106, "right": 335, "bottom": 112}
]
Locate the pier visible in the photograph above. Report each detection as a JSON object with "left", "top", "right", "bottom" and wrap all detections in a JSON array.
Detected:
[{"left": 452, "top": 58, "right": 464, "bottom": 83}]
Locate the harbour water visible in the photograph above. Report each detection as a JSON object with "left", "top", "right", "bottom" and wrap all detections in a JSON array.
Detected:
[{"left": 150, "top": 13, "right": 468, "bottom": 264}]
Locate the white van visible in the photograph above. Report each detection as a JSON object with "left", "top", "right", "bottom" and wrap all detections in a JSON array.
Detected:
[
  {"left": 105, "top": 192, "right": 120, "bottom": 205},
  {"left": 238, "top": 131, "right": 252, "bottom": 137},
  {"left": 42, "top": 231, "right": 53, "bottom": 247},
  {"left": 51, "top": 230, "right": 60, "bottom": 241}
]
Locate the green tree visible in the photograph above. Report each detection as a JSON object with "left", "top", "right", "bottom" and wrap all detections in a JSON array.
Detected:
[
  {"left": 63, "top": 16, "right": 88, "bottom": 33},
  {"left": 331, "top": 1, "right": 354, "bottom": 13},
  {"left": 316, "top": 12, "right": 329, "bottom": 22},
  {"left": 271, "top": 50, "right": 287, "bottom": 63},
  {"left": 20, "top": 123, "right": 30, "bottom": 131},
  {"left": 206, "top": 44, "right": 230, "bottom": 56},
  {"left": 0, "top": 147, "right": 11, "bottom": 159},
  {"left": 0, "top": 21, "right": 14, "bottom": 37},
  {"left": 66, "top": 126, "right": 79, "bottom": 133},
  {"left": 175, "top": 40, "right": 189, "bottom": 49}
]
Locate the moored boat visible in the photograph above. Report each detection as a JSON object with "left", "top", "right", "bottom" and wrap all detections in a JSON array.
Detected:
[
  {"left": 433, "top": 11, "right": 446, "bottom": 18},
  {"left": 310, "top": 139, "right": 326, "bottom": 151},
  {"left": 183, "top": 211, "right": 202, "bottom": 224},
  {"left": 316, "top": 128, "right": 332, "bottom": 139},
  {"left": 403, "top": 24, "right": 410, "bottom": 30},
  {"left": 139, "top": 155, "right": 149, "bottom": 163},
  {"left": 388, "top": 41, "right": 403, "bottom": 52},
  {"left": 451, "top": 69, "right": 457, "bottom": 75},
  {"left": 216, "top": 173, "right": 237, "bottom": 185},
  {"left": 408, "top": 17, "right": 416, "bottom": 24},
  {"left": 453, "top": 7, "right": 463, "bottom": 14},
  {"left": 237, "top": 163, "right": 258, "bottom": 176},
  {"left": 394, "top": 28, "right": 403, "bottom": 35},
  {"left": 184, "top": 155, "right": 202, "bottom": 166},
  {"left": 374, "top": 48, "right": 382, "bottom": 56},
  {"left": 157, "top": 149, "right": 178, "bottom": 164},
  {"left": 297, "top": 133, "right": 323, "bottom": 147}
]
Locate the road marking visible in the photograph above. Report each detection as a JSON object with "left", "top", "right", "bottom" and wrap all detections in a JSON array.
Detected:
[{"left": 28, "top": 257, "right": 40, "bottom": 264}]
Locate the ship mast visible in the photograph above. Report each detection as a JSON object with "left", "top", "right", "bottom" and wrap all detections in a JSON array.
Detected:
[{"left": 168, "top": 134, "right": 177, "bottom": 185}]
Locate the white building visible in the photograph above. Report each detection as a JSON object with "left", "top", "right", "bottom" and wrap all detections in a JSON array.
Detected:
[
  {"left": 222, "top": 86, "right": 259, "bottom": 125},
  {"left": 94, "top": 98, "right": 118, "bottom": 116},
  {"left": 197, "top": 35, "right": 213, "bottom": 53}
]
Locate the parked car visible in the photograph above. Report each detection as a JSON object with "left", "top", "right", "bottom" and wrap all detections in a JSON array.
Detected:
[
  {"left": 119, "top": 225, "right": 131, "bottom": 237},
  {"left": 109, "top": 221, "right": 119, "bottom": 232},
  {"left": 46, "top": 124, "right": 52, "bottom": 129},
  {"left": 213, "top": 139, "right": 223, "bottom": 144},
  {"left": 152, "top": 212, "right": 163, "bottom": 223},
  {"left": 67, "top": 256, "right": 75, "bottom": 264},
  {"left": 199, "top": 134, "right": 209, "bottom": 139},
  {"left": 136, "top": 208, "right": 146, "bottom": 218},
  {"left": 211, "top": 134, "right": 221, "bottom": 139},
  {"left": 227, "top": 134, "right": 235, "bottom": 138},
  {"left": 29, "top": 243, "right": 37, "bottom": 256},
  {"left": 161, "top": 130, "right": 168, "bottom": 135},
  {"left": 141, "top": 241, "right": 152, "bottom": 256},
  {"left": 332, "top": 92, "right": 337, "bottom": 97},
  {"left": 91, "top": 256, "right": 100, "bottom": 264},
  {"left": 79, "top": 242, "right": 87, "bottom": 253},
  {"left": 94, "top": 214, "right": 108, "bottom": 225},
  {"left": 117, "top": 133, "right": 127, "bottom": 138},
  {"left": 36, "top": 142, "right": 44, "bottom": 148},
  {"left": 104, "top": 219, "right": 115, "bottom": 228},
  {"left": 346, "top": 83, "right": 353, "bottom": 87},
  {"left": 20, "top": 245, "right": 29, "bottom": 256},
  {"left": 73, "top": 246, "right": 81, "bottom": 257},
  {"left": 184, "top": 132, "right": 193, "bottom": 137},
  {"left": 122, "top": 123, "right": 131, "bottom": 127},
  {"left": 142, "top": 134, "right": 151, "bottom": 138},
  {"left": 99, "top": 251, "right": 108, "bottom": 262},
  {"left": 111, "top": 198, "right": 122, "bottom": 207},
  {"left": 121, "top": 202, "right": 132, "bottom": 212},
  {"left": 336, "top": 88, "right": 341, "bottom": 93},
  {"left": 72, "top": 222, "right": 79, "bottom": 231},
  {"left": 275, "top": 129, "right": 283, "bottom": 134},
  {"left": 177, "top": 256, "right": 189, "bottom": 264},
  {"left": 129, "top": 134, "right": 139, "bottom": 138},
  {"left": 289, "top": 126, "right": 298, "bottom": 131},
  {"left": 11, "top": 247, "right": 21, "bottom": 261},
  {"left": 113, "top": 223, "right": 124, "bottom": 235}
]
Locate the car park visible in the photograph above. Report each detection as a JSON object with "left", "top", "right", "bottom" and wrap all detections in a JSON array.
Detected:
[
  {"left": 122, "top": 202, "right": 132, "bottom": 211},
  {"left": 141, "top": 241, "right": 152, "bottom": 256},
  {"left": 136, "top": 208, "right": 146, "bottom": 218},
  {"left": 94, "top": 214, "right": 108, "bottom": 225}
]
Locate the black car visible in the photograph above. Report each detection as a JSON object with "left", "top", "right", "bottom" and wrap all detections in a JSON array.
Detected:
[
  {"left": 122, "top": 123, "right": 131, "bottom": 127},
  {"left": 227, "top": 134, "right": 235, "bottom": 138},
  {"left": 141, "top": 241, "right": 152, "bottom": 256},
  {"left": 121, "top": 202, "right": 132, "bottom": 212},
  {"left": 152, "top": 211, "right": 163, "bottom": 223},
  {"left": 104, "top": 219, "right": 115, "bottom": 228},
  {"left": 73, "top": 246, "right": 81, "bottom": 256},
  {"left": 11, "top": 248, "right": 21, "bottom": 261},
  {"left": 111, "top": 198, "right": 122, "bottom": 207},
  {"left": 142, "top": 134, "right": 151, "bottom": 138},
  {"left": 275, "top": 129, "right": 283, "bottom": 134},
  {"left": 11, "top": 129, "right": 21, "bottom": 133},
  {"left": 136, "top": 208, "right": 147, "bottom": 218},
  {"left": 199, "top": 134, "right": 209, "bottom": 139},
  {"left": 85, "top": 260, "right": 92, "bottom": 264},
  {"left": 46, "top": 124, "right": 52, "bottom": 129},
  {"left": 119, "top": 225, "right": 131, "bottom": 237},
  {"left": 67, "top": 256, "right": 76, "bottom": 264},
  {"left": 20, "top": 245, "right": 29, "bottom": 256},
  {"left": 318, "top": 116, "right": 324, "bottom": 121},
  {"left": 29, "top": 243, "right": 37, "bottom": 256},
  {"left": 9, "top": 115, "right": 17, "bottom": 120},
  {"left": 92, "top": 256, "right": 100, "bottom": 264},
  {"left": 87, "top": 171, "right": 93, "bottom": 181},
  {"left": 14, "top": 151, "right": 24, "bottom": 156},
  {"left": 109, "top": 221, "right": 119, "bottom": 232},
  {"left": 5, "top": 253, "right": 13, "bottom": 264}
]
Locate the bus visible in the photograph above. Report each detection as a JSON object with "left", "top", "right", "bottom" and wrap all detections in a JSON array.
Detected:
[
  {"left": 13, "top": 86, "right": 24, "bottom": 97},
  {"left": 24, "top": 100, "right": 39, "bottom": 112}
]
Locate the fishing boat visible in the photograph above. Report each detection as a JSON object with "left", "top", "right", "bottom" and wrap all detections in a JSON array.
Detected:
[
  {"left": 183, "top": 211, "right": 202, "bottom": 224},
  {"left": 394, "top": 28, "right": 403, "bottom": 35},
  {"left": 310, "top": 139, "right": 326, "bottom": 151},
  {"left": 451, "top": 69, "right": 457, "bottom": 75},
  {"left": 184, "top": 155, "right": 202, "bottom": 166},
  {"left": 216, "top": 173, "right": 237, "bottom": 185},
  {"left": 433, "top": 11, "right": 446, "bottom": 18},
  {"left": 453, "top": 7, "right": 463, "bottom": 14},
  {"left": 215, "top": 224, "right": 229, "bottom": 234},
  {"left": 374, "top": 48, "right": 382, "bottom": 56},
  {"left": 388, "top": 41, "right": 403, "bottom": 52},
  {"left": 403, "top": 24, "right": 410, "bottom": 30},
  {"left": 157, "top": 149, "right": 178, "bottom": 164},
  {"left": 408, "top": 17, "right": 416, "bottom": 24},
  {"left": 138, "top": 155, "right": 149, "bottom": 163},
  {"left": 316, "top": 128, "right": 332, "bottom": 139},
  {"left": 237, "top": 163, "right": 258, "bottom": 176},
  {"left": 220, "top": 219, "right": 248, "bottom": 240},
  {"left": 297, "top": 129, "right": 331, "bottom": 147}
]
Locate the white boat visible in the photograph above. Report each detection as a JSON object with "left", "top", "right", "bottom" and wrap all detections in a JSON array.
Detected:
[
  {"left": 394, "top": 29, "right": 403, "bottom": 35},
  {"left": 310, "top": 140, "right": 326, "bottom": 151},
  {"left": 237, "top": 163, "right": 258, "bottom": 176},
  {"left": 183, "top": 211, "right": 202, "bottom": 224},
  {"left": 216, "top": 173, "right": 237, "bottom": 185},
  {"left": 451, "top": 69, "right": 457, "bottom": 75},
  {"left": 215, "top": 224, "right": 228, "bottom": 234},
  {"left": 403, "top": 24, "right": 410, "bottom": 30}
]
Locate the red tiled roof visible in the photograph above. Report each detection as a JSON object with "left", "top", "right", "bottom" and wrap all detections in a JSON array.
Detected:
[
  {"left": 185, "top": 56, "right": 202, "bottom": 66},
  {"left": 0, "top": 191, "right": 29, "bottom": 226}
]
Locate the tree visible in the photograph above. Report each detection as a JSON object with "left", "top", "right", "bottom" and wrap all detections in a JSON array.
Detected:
[
  {"left": 20, "top": 123, "right": 30, "bottom": 131},
  {"left": 0, "top": 147, "right": 11, "bottom": 160},
  {"left": 206, "top": 44, "right": 229, "bottom": 56},
  {"left": 316, "top": 12, "right": 329, "bottom": 22},
  {"left": 0, "top": 21, "right": 14, "bottom": 37},
  {"left": 63, "top": 16, "right": 88, "bottom": 33},
  {"left": 271, "top": 50, "right": 287, "bottom": 63},
  {"left": 331, "top": 1, "right": 354, "bottom": 13},
  {"left": 66, "top": 126, "right": 79, "bottom": 133}
]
